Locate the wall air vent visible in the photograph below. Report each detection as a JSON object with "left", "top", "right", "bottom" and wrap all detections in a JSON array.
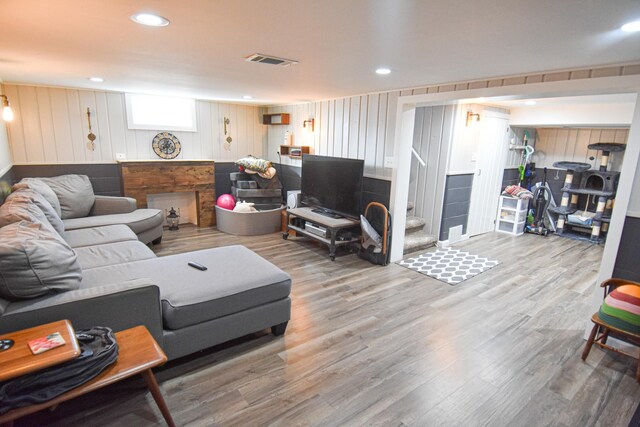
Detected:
[{"left": 245, "top": 53, "right": 298, "bottom": 67}]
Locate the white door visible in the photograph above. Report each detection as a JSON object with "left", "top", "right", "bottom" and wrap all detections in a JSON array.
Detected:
[{"left": 467, "top": 111, "right": 511, "bottom": 236}]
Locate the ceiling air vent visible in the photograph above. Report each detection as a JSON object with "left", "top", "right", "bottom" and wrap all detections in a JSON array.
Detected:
[{"left": 245, "top": 53, "right": 298, "bottom": 67}]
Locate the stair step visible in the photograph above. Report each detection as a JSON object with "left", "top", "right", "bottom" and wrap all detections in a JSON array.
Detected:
[
  {"left": 405, "top": 216, "right": 426, "bottom": 233},
  {"left": 403, "top": 231, "right": 437, "bottom": 255},
  {"left": 406, "top": 202, "right": 415, "bottom": 213}
]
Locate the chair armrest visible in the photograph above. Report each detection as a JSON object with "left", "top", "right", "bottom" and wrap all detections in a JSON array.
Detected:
[
  {"left": 0, "top": 280, "right": 164, "bottom": 346},
  {"left": 600, "top": 278, "right": 640, "bottom": 296},
  {"left": 90, "top": 195, "right": 137, "bottom": 216}
]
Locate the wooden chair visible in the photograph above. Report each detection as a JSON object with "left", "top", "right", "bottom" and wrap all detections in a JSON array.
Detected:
[{"left": 582, "top": 278, "right": 640, "bottom": 382}]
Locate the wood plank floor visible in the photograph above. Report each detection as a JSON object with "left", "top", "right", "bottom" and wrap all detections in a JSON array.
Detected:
[{"left": 18, "top": 227, "right": 640, "bottom": 426}]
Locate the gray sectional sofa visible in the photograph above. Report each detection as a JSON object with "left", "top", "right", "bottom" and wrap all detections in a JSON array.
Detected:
[{"left": 0, "top": 175, "right": 291, "bottom": 360}]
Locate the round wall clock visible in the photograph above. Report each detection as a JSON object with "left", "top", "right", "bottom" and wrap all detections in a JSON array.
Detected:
[{"left": 152, "top": 132, "right": 182, "bottom": 159}]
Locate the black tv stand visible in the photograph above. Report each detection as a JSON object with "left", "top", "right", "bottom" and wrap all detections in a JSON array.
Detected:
[{"left": 311, "top": 208, "right": 343, "bottom": 219}]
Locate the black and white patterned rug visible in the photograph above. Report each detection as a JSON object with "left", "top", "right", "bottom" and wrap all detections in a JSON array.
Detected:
[{"left": 398, "top": 247, "right": 500, "bottom": 285}]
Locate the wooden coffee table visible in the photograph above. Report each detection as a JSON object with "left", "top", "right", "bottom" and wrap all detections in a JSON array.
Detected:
[
  {"left": 0, "top": 319, "right": 81, "bottom": 382},
  {"left": 0, "top": 325, "right": 175, "bottom": 427}
]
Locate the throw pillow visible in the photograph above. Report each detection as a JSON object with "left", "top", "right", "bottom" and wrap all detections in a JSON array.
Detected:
[
  {"left": 235, "top": 156, "right": 272, "bottom": 173},
  {"left": 4, "top": 188, "right": 65, "bottom": 235},
  {"left": 13, "top": 178, "right": 62, "bottom": 218},
  {"left": 0, "top": 221, "right": 82, "bottom": 301},
  {"left": 39, "top": 175, "right": 95, "bottom": 219},
  {"left": 0, "top": 196, "right": 49, "bottom": 229}
]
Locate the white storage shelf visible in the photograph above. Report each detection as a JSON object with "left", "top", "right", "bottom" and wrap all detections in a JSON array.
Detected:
[{"left": 495, "top": 195, "right": 528, "bottom": 236}]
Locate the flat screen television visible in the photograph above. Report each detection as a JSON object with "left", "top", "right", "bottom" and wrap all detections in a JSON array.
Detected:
[{"left": 301, "top": 154, "right": 364, "bottom": 219}]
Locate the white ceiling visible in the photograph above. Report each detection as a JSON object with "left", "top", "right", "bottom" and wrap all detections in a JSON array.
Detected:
[{"left": 1, "top": 0, "right": 639, "bottom": 105}]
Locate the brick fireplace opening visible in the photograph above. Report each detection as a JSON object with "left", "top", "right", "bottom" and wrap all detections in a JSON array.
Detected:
[{"left": 119, "top": 160, "right": 216, "bottom": 227}]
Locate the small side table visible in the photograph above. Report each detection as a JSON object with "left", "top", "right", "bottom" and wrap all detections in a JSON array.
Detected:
[{"left": 0, "top": 326, "right": 175, "bottom": 427}]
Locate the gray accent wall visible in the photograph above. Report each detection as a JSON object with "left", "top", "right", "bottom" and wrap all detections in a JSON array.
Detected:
[
  {"left": 214, "top": 162, "right": 237, "bottom": 198},
  {"left": 501, "top": 167, "right": 567, "bottom": 204},
  {"left": 439, "top": 174, "right": 473, "bottom": 241},
  {"left": 613, "top": 216, "right": 640, "bottom": 282},
  {"left": 272, "top": 163, "right": 390, "bottom": 214},
  {"left": 0, "top": 167, "right": 14, "bottom": 186},
  {"left": 11, "top": 164, "right": 122, "bottom": 196},
  {"left": 408, "top": 105, "right": 456, "bottom": 237}
]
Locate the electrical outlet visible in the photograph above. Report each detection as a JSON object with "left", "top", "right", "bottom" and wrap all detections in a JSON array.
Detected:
[
  {"left": 115, "top": 152, "right": 126, "bottom": 160},
  {"left": 384, "top": 156, "right": 394, "bottom": 168}
]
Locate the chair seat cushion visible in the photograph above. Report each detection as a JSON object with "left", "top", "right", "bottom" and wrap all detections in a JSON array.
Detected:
[
  {"left": 81, "top": 245, "right": 291, "bottom": 330},
  {"left": 63, "top": 209, "right": 163, "bottom": 235},
  {"left": 599, "top": 285, "right": 640, "bottom": 334},
  {"left": 64, "top": 225, "right": 138, "bottom": 248},
  {"left": 75, "top": 240, "right": 157, "bottom": 270}
]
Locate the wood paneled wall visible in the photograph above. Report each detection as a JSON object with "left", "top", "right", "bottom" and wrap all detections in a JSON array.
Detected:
[
  {"left": 266, "top": 91, "right": 400, "bottom": 176},
  {"left": 533, "top": 128, "right": 629, "bottom": 171},
  {"left": 3, "top": 84, "right": 266, "bottom": 165},
  {"left": 408, "top": 105, "right": 455, "bottom": 235}
]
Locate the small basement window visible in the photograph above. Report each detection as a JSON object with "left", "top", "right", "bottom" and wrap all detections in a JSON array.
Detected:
[{"left": 125, "top": 93, "right": 197, "bottom": 132}]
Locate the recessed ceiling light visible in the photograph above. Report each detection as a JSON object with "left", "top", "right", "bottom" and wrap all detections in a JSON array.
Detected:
[
  {"left": 621, "top": 20, "right": 640, "bottom": 32},
  {"left": 525, "top": 100, "right": 537, "bottom": 106},
  {"left": 375, "top": 68, "right": 391, "bottom": 75},
  {"left": 243, "top": 95, "right": 253, "bottom": 100},
  {"left": 89, "top": 77, "right": 104, "bottom": 82},
  {"left": 130, "top": 13, "right": 170, "bottom": 27}
]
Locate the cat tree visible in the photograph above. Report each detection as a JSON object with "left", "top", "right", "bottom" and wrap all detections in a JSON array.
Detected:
[{"left": 548, "top": 143, "right": 625, "bottom": 242}]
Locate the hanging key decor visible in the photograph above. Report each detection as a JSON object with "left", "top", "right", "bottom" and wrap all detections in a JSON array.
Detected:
[
  {"left": 223, "top": 117, "right": 232, "bottom": 151},
  {"left": 86, "top": 107, "right": 96, "bottom": 151}
]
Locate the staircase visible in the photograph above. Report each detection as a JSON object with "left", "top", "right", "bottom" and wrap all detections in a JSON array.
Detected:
[{"left": 403, "top": 202, "right": 437, "bottom": 255}]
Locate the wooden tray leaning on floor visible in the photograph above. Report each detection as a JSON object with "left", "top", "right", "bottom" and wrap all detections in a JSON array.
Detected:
[{"left": 582, "top": 278, "right": 640, "bottom": 383}]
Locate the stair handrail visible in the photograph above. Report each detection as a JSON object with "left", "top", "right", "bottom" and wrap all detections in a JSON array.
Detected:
[{"left": 411, "top": 147, "right": 426, "bottom": 167}]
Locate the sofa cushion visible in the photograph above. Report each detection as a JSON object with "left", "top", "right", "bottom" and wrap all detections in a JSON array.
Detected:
[
  {"left": 62, "top": 209, "right": 164, "bottom": 236},
  {"left": 63, "top": 224, "right": 138, "bottom": 248},
  {"left": 0, "top": 298, "right": 9, "bottom": 316},
  {"left": 4, "top": 189, "right": 65, "bottom": 235},
  {"left": 39, "top": 175, "right": 95, "bottom": 219},
  {"left": 75, "top": 240, "right": 156, "bottom": 270},
  {"left": 0, "top": 195, "right": 50, "bottom": 229},
  {"left": 13, "top": 178, "right": 62, "bottom": 218},
  {"left": 0, "top": 221, "right": 82, "bottom": 301},
  {"left": 81, "top": 245, "right": 292, "bottom": 330}
]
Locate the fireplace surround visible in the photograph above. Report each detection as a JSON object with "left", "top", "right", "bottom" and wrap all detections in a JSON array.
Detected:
[{"left": 119, "top": 160, "right": 215, "bottom": 227}]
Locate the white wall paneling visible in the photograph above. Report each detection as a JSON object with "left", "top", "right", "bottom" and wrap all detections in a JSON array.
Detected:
[
  {"left": 267, "top": 91, "right": 402, "bottom": 177},
  {"left": 407, "top": 105, "right": 455, "bottom": 235},
  {"left": 0, "top": 83, "right": 12, "bottom": 175},
  {"left": 4, "top": 84, "right": 266, "bottom": 164},
  {"left": 533, "top": 128, "right": 629, "bottom": 171}
]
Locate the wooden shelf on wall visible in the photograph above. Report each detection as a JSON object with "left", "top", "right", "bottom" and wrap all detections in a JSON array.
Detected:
[
  {"left": 263, "top": 113, "right": 290, "bottom": 125},
  {"left": 280, "top": 145, "right": 310, "bottom": 158}
]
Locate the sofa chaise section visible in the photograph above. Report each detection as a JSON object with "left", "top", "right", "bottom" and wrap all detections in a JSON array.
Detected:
[
  {"left": 81, "top": 245, "right": 292, "bottom": 360},
  {"left": 62, "top": 207, "right": 164, "bottom": 245}
]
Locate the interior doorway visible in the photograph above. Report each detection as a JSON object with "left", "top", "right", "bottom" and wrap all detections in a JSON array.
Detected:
[{"left": 466, "top": 110, "right": 511, "bottom": 237}]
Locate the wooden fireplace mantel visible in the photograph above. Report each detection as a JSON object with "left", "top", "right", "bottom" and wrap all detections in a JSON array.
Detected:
[{"left": 119, "top": 160, "right": 216, "bottom": 227}]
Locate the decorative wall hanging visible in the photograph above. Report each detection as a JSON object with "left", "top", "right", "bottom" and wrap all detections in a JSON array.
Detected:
[
  {"left": 86, "top": 107, "right": 96, "bottom": 151},
  {"left": 223, "top": 117, "right": 232, "bottom": 151},
  {"left": 152, "top": 132, "right": 182, "bottom": 159}
]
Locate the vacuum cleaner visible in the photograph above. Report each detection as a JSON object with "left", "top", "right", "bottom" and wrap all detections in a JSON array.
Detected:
[{"left": 525, "top": 167, "right": 551, "bottom": 236}]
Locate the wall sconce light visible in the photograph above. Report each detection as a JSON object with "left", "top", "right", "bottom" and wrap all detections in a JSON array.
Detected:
[
  {"left": 466, "top": 111, "right": 480, "bottom": 126},
  {"left": 303, "top": 118, "right": 315, "bottom": 132},
  {"left": 466, "top": 111, "right": 480, "bottom": 127},
  {"left": 1, "top": 95, "right": 14, "bottom": 122}
]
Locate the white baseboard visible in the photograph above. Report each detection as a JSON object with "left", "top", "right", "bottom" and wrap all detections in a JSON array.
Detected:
[{"left": 437, "top": 234, "right": 469, "bottom": 248}]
